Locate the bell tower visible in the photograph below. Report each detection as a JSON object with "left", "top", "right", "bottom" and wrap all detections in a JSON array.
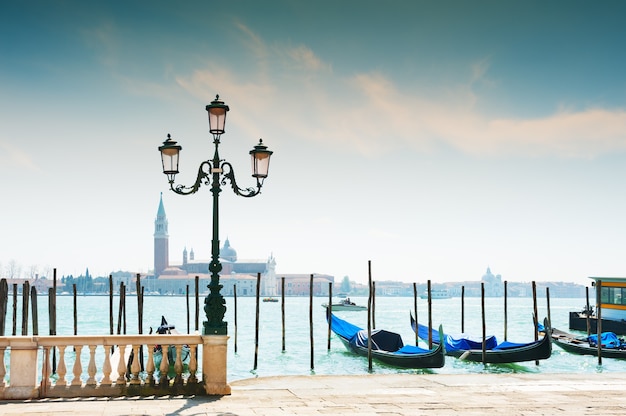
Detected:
[{"left": 154, "top": 193, "right": 169, "bottom": 276}]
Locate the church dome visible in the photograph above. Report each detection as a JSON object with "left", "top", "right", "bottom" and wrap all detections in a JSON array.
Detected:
[{"left": 220, "top": 238, "right": 237, "bottom": 262}]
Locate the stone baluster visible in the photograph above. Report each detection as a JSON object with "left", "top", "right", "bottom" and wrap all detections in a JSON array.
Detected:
[
  {"left": 146, "top": 345, "right": 155, "bottom": 386},
  {"left": 188, "top": 344, "right": 197, "bottom": 383},
  {"left": 116, "top": 345, "right": 127, "bottom": 384},
  {"left": 159, "top": 344, "right": 169, "bottom": 388},
  {"left": 57, "top": 345, "right": 67, "bottom": 386},
  {"left": 86, "top": 345, "right": 97, "bottom": 385},
  {"left": 41, "top": 346, "right": 51, "bottom": 389},
  {"left": 173, "top": 344, "right": 183, "bottom": 386},
  {"left": 101, "top": 345, "right": 112, "bottom": 385},
  {"left": 71, "top": 345, "right": 83, "bottom": 386},
  {"left": 0, "top": 346, "right": 6, "bottom": 387},
  {"left": 130, "top": 345, "right": 141, "bottom": 385}
]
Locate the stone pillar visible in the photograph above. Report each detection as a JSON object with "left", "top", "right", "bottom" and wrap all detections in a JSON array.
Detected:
[
  {"left": 202, "top": 335, "right": 231, "bottom": 395},
  {"left": 4, "top": 337, "right": 39, "bottom": 399}
]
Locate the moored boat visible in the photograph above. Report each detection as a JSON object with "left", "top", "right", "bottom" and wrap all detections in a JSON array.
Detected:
[
  {"left": 153, "top": 316, "right": 190, "bottom": 370},
  {"left": 568, "top": 277, "right": 626, "bottom": 335},
  {"left": 322, "top": 297, "right": 367, "bottom": 311},
  {"left": 411, "top": 313, "right": 552, "bottom": 364},
  {"left": 552, "top": 327, "right": 626, "bottom": 359},
  {"left": 328, "top": 312, "right": 445, "bottom": 369},
  {"left": 419, "top": 289, "right": 451, "bottom": 300}
]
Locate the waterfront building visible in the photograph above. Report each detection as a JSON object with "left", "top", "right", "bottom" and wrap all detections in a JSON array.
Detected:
[{"left": 151, "top": 195, "right": 333, "bottom": 296}]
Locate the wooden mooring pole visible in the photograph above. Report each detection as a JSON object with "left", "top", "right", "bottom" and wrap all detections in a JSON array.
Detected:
[
  {"left": 532, "top": 281, "right": 539, "bottom": 365},
  {"left": 281, "top": 277, "right": 286, "bottom": 352},
  {"left": 309, "top": 273, "right": 314, "bottom": 370},
  {"left": 73, "top": 283, "right": 77, "bottom": 336},
  {"left": 21, "top": 281, "right": 29, "bottom": 335},
  {"left": 596, "top": 280, "right": 603, "bottom": 365},
  {"left": 367, "top": 261, "right": 373, "bottom": 372},
  {"left": 585, "top": 286, "right": 591, "bottom": 336},
  {"left": 233, "top": 284, "right": 238, "bottom": 353},
  {"left": 546, "top": 287, "right": 551, "bottom": 329},
  {"left": 12, "top": 283, "right": 17, "bottom": 336},
  {"left": 427, "top": 280, "right": 432, "bottom": 349},
  {"left": 195, "top": 276, "right": 200, "bottom": 333},
  {"left": 254, "top": 273, "right": 261, "bottom": 370},
  {"left": 327, "top": 282, "right": 332, "bottom": 350},
  {"left": 136, "top": 273, "right": 144, "bottom": 371},
  {"left": 413, "top": 282, "right": 418, "bottom": 346},
  {"left": 481, "top": 282, "right": 486, "bottom": 365},
  {"left": 109, "top": 275, "right": 114, "bottom": 335},
  {"left": 186, "top": 284, "right": 190, "bottom": 334},
  {"left": 30, "top": 285, "right": 38, "bottom": 335},
  {"left": 504, "top": 280, "right": 508, "bottom": 341},
  {"left": 0, "top": 278, "right": 7, "bottom": 336}
]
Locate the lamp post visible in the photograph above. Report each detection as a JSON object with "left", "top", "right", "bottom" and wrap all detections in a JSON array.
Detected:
[{"left": 159, "top": 95, "right": 273, "bottom": 336}]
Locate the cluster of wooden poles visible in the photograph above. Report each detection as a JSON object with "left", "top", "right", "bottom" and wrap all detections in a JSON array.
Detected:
[
  {"left": 1, "top": 266, "right": 609, "bottom": 373},
  {"left": 331, "top": 261, "right": 551, "bottom": 370},
  {"left": 242, "top": 261, "right": 552, "bottom": 372},
  {"left": 0, "top": 270, "right": 205, "bottom": 375}
]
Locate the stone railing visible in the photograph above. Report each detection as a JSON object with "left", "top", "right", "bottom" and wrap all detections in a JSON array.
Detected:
[{"left": 0, "top": 333, "right": 230, "bottom": 399}]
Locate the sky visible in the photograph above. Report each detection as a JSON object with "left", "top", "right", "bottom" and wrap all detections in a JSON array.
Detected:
[{"left": 2, "top": 1, "right": 626, "bottom": 286}]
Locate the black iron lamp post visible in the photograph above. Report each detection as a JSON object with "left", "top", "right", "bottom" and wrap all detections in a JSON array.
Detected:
[{"left": 158, "top": 95, "right": 273, "bottom": 335}]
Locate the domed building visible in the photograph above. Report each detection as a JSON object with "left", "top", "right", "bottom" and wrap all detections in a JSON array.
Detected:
[
  {"left": 481, "top": 267, "right": 504, "bottom": 297},
  {"left": 220, "top": 239, "right": 237, "bottom": 262},
  {"left": 151, "top": 194, "right": 278, "bottom": 296}
]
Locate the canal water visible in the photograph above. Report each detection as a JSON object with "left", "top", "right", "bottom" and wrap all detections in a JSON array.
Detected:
[{"left": 4, "top": 294, "right": 626, "bottom": 382}]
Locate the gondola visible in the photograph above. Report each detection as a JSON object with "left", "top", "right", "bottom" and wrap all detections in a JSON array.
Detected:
[
  {"left": 551, "top": 327, "right": 626, "bottom": 359},
  {"left": 153, "top": 316, "right": 190, "bottom": 369},
  {"left": 411, "top": 313, "right": 551, "bottom": 364},
  {"left": 328, "top": 312, "right": 445, "bottom": 369}
]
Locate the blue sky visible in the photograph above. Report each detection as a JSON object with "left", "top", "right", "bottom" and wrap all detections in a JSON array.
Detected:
[{"left": 2, "top": 1, "right": 626, "bottom": 285}]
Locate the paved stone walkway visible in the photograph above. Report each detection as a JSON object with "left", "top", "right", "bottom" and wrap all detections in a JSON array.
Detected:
[{"left": 1, "top": 373, "right": 625, "bottom": 415}]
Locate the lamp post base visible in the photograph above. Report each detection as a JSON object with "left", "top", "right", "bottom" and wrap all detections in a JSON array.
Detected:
[
  {"left": 203, "top": 322, "right": 228, "bottom": 336},
  {"left": 202, "top": 335, "right": 231, "bottom": 395}
]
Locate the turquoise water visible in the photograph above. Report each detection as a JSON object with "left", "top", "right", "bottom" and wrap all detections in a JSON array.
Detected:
[{"left": 5, "top": 294, "right": 626, "bottom": 382}]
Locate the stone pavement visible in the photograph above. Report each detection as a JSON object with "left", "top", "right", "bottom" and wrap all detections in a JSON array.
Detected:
[{"left": 1, "top": 372, "right": 625, "bottom": 415}]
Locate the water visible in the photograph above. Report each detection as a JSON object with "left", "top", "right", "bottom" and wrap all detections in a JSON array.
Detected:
[{"left": 5, "top": 294, "right": 626, "bottom": 382}]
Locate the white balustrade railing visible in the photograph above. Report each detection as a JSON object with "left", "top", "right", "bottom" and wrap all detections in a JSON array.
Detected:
[{"left": 1, "top": 333, "right": 206, "bottom": 399}]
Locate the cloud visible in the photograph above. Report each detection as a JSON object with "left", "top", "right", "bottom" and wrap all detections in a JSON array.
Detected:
[
  {"left": 172, "top": 29, "right": 626, "bottom": 160},
  {"left": 285, "top": 45, "right": 332, "bottom": 73},
  {"left": 475, "top": 109, "right": 626, "bottom": 158},
  {"left": 0, "top": 139, "right": 39, "bottom": 171}
]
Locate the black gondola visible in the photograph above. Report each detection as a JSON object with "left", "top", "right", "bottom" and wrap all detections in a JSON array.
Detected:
[
  {"left": 411, "top": 313, "right": 552, "bottom": 364},
  {"left": 328, "top": 312, "right": 445, "bottom": 369}
]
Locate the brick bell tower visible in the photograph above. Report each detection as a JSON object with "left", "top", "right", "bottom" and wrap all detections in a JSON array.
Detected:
[{"left": 154, "top": 193, "right": 169, "bottom": 277}]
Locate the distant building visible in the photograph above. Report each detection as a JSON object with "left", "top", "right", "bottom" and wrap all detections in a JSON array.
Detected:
[
  {"left": 153, "top": 193, "right": 169, "bottom": 277},
  {"left": 151, "top": 195, "right": 332, "bottom": 296},
  {"left": 482, "top": 267, "right": 504, "bottom": 296}
]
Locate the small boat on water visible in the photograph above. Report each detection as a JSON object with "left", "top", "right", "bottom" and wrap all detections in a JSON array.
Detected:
[
  {"left": 551, "top": 327, "right": 626, "bottom": 359},
  {"left": 411, "top": 313, "right": 552, "bottom": 364},
  {"left": 321, "top": 297, "right": 367, "bottom": 311},
  {"left": 419, "top": 289, "right": 451, "bottom": 300},
  {"left": 568, "top": 276, "right": 626, "bottom": 334},
  {"left": 263, "top": 297, "right": 279, "bottom": 302},
  {"left": 328, "top": 312, "right": 445, "bottom": 369}
]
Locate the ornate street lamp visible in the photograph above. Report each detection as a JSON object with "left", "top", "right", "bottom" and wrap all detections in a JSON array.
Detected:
[{"left": 159, "top": 95, "right": 273, "bottom": 335}]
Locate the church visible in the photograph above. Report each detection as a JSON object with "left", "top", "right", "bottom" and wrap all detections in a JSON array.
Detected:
[{"left": 149, "top": 195, "right": 333, "bottom": 297}]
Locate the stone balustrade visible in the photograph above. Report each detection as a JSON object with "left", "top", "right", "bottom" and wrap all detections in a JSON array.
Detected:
[{"left": 0, "top": 333, "right": 230, "bottom": 399}]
